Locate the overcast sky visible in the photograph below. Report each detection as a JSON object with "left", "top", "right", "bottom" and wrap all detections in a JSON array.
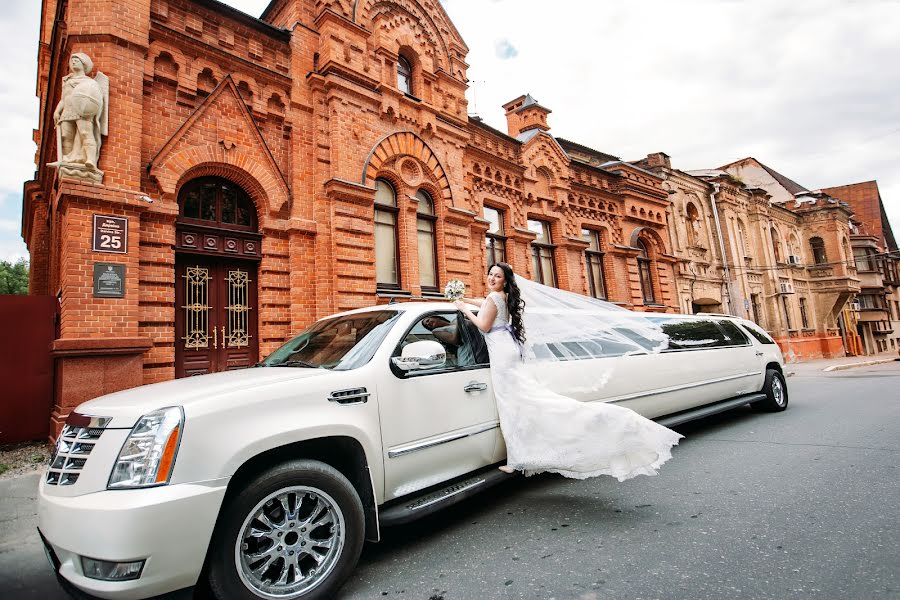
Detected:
[{"left": 2, "top": 0, "right": 899, "bottom": 262}]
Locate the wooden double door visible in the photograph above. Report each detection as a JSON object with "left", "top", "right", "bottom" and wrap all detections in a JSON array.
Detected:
[{"left": 175, "top": 255, "right": 259, "bottom": 377}]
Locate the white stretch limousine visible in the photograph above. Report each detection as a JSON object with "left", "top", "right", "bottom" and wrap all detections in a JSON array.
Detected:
[{"left": 38, "top": 302, "right": 788, "bottom": 600}]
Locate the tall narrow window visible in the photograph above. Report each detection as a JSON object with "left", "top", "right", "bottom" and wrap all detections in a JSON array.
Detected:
[
  {"left": 751, "top": 293, "right": 762, "bottom": 326},
  {"left": 528, "top": 219, "right": 556, "bottom": 287},
  {"left": 782, "top": 296, "right": 793, "bottom": 330},
  {"left": 582, "top": 229, "right": 607, "bottom": 300},
  {"left": 637, "top": 239, "right": 656, "bottom": 304},
  {"left": 737, "top": 221, "right": 749, "bottom": 260},
  {"left": 484, "top": 206, "right": 506, "bottom": 268},
  {"left": 799, "top": 297, "right": 810, "bottom": 329},
  {"left": 374, "top": 179, "right": 400, "bottom": 289},
  {"left": 810, "top": 237, "right": 827, "bottom": 265},
  {"left": 415, "top": 190, "right": 438, "bottom": 292},
  {"left": 771, "top": 228, "right": 783, "bottom": 263},
  {"left": 397, "top": 55, "right": 412, "bottom": 95}
]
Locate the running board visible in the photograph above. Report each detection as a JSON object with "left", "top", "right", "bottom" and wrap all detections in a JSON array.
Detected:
[
  {"left": 656, "top": 393, "right": 767, "bottom": 428},
  {"left": 379, "top": 467, "right": 514, "bottom": 527}
]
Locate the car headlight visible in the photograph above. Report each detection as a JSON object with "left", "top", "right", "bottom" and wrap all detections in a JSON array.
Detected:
[{"left": 108, "top": 407, "right": 184, "bottom": 489}]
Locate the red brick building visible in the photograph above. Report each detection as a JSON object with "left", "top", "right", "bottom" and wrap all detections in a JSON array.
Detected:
[{"left": 24, "top": 0, "right": 677, "bottom": 434}]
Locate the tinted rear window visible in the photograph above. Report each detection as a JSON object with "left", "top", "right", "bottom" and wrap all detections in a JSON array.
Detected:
[
  {"left": 740, "top": 321, "right": 777, "bottom": 345},
  {"left": 717, "top": 320, "right": 751, "bottom": 346}
]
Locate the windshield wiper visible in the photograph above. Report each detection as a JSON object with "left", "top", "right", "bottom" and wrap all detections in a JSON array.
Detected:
[{"left": 271, "top": 359, "right": 320, "bottom": 368}]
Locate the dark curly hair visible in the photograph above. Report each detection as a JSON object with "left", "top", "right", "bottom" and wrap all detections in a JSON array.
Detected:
[{"left": 490, "top": 262, "right": 526, "bottom": 344}]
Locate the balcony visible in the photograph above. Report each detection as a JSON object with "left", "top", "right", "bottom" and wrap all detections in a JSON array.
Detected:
[{"left": 806, "top": 264, "right": 861, "bottom": 295}]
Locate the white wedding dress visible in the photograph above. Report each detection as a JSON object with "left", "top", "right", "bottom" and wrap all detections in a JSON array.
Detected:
[{"left": 483, "top": 291, "right": 683, "bottom": 481}]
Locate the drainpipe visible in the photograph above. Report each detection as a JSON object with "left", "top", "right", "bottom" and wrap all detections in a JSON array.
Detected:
[{"left": 709, "top": 183, "right": 736, "bottom": 315}]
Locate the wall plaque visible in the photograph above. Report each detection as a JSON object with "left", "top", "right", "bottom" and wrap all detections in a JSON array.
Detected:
[
  {"left": 93, "top": 263, "right": 126, "bottom": 298},
  {"left": 92, "top": 214, "right": 128, "bottom": 254}
]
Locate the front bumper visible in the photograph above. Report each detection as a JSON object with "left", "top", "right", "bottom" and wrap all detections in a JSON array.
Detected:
[{"left": 38, "top": 476, "right": 229, "bottom": 600}]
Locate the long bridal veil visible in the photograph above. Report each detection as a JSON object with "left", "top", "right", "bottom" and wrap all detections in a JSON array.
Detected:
[{"left": 514, "top": 277, "right": 671, "bottom": 396}]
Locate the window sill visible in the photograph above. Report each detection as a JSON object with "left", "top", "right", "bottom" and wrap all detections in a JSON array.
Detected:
[
  {"left": 403, "top": 93, "right": 422, "bottom": 103},
  {"left": 420, "top": 291, "right": 447, "bottom": 300},
  {"left": 376, "top": 288, "right": 412, "bottom": 299}
]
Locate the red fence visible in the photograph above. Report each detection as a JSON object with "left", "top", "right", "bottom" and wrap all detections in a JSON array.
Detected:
[{"left": 0, "top": 295, "right": 57, "bottom": 444}]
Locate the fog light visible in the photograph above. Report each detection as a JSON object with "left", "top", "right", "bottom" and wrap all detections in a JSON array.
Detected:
[{"left": 81, "top": 557, "right": 145, "bottom": 581}]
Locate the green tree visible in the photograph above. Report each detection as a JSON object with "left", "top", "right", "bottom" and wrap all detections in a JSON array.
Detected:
[{"left": 0, "top": 259, "right": 29, "bottom": 295}]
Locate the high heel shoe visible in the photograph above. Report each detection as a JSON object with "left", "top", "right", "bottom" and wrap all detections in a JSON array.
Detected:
[{"left": 498, "top": 465, "right": 515, "bottom": 474}]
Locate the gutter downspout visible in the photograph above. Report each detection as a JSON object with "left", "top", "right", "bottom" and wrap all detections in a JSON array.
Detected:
[{"left": 709, "top": 183, "right": 736, "bottom": 315}]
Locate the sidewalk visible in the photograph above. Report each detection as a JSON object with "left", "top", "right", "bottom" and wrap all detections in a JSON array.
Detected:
[{"left": 784, "top": 352, "right": 899, "bottom": 376}]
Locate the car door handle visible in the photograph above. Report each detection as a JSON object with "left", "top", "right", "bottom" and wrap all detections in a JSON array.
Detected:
[
  {"left": 464, "top": 381, "right": 488, "bottom": 393},
  {"left": 755, "top": 351, "right": 764, "bottom": 356}
]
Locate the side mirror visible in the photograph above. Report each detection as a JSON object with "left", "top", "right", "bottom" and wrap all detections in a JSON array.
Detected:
[{"left": 392, "top": 340, "right": 446, "bottom": 372}]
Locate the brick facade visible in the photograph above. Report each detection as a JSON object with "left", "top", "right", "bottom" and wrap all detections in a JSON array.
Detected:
[{"left": 24, "top": 0, "right": 681, "bottom": 434}]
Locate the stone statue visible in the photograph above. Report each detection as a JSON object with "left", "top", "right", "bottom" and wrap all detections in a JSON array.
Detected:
[{"left": 49, "top": 52, "right": 108, "bottom": 183}]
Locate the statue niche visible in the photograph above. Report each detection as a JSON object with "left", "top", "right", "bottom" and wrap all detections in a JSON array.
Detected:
[{"left": 49, "top": 52, "right": 109, "bottom": 183}]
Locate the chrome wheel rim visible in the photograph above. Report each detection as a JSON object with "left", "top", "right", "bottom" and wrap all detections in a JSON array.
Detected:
[
  {"left": 235, "top": 486, "right": 345, "bottom": 599},
  {"left": 771, "top": 376, "right": 786, "bottom": 407}
]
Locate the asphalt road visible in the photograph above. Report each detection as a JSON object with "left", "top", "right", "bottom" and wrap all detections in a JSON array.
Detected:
[{"left": 2, "top": 362, "right": 898, "bottom": 600}]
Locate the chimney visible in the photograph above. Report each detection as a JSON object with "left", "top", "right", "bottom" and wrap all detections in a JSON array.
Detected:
[
  {"left": 502, "top": 94, "right": 551, "bottom": 138},
  {"left": 645, "top": 152, "right": 671, "bottom": 169}
]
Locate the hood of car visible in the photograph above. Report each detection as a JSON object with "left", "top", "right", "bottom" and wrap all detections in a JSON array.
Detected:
[{"left": 75, "top": 367, "right": 335, "bottom": 428}]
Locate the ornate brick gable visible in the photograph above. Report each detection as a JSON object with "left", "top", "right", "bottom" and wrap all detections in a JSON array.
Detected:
[{"left": 148, "top": 75, "right": 291, "bottom": 219}]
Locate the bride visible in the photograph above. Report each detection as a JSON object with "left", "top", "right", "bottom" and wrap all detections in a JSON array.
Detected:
[{"left": 454, "top": 262, "right": 683, "bottom": 481}]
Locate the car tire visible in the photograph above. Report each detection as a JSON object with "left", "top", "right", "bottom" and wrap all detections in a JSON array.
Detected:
[
  {"left": 207, "top": 459, "right": 365, "bottom": 600},
  {"left": 752, "top": 368, "right": 789, "bottom": 412}
]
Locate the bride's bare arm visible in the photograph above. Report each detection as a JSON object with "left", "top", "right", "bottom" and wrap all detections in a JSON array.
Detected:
[
  {"left": 454, "top": 297, "right": 497, "bottom": 333},
  {"left": 461, "top": 296, "right": 485, "bottom": 307}
]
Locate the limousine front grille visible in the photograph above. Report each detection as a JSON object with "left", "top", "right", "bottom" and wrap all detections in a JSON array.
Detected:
[{"left": 46, "top": 416, "right": 111, "bottom": 486}]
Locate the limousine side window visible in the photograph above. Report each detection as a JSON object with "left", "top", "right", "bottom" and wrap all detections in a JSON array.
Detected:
[
  {"left": 649, "top": 317, "right": 731, "bottom": 350},
  {"left": 393, "top": 312, "right": 489, "bottom": 375},
  {"left": 740, "top": 321, "right": 777, "bottom": 345}
]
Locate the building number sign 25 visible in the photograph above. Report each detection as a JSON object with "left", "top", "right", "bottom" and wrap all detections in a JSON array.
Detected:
[{"left": 92, "top": 214, "right": 128, "bottom": 254}]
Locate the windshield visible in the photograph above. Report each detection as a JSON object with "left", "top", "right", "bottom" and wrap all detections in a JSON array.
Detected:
[{"left": 262, "top": 310, "right": 400, "bottom": 370}]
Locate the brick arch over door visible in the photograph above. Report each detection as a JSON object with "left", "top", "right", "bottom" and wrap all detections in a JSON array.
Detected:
[
  {"left": 362, "top": 132, "right": 453, "bottom": 207},
  {"left": 151, "top": 145, "right": 290, "bottom": 221}
]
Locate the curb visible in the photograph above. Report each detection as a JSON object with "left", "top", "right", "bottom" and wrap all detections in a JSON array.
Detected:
[{"left": 822, "top": 357, "right": 899, "bottom": 372}]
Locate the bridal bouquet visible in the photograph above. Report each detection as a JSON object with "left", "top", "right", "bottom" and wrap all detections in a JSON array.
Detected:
[{"left": 444, "top": 279, "right": 465, "bottom": 301}]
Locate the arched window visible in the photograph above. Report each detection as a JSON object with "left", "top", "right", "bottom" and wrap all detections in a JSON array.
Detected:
[
  {"left": 637, "top": 239, "right": 655, "bottom": 304},
  {"left": 374, "top": 179, "right": 400, "bottom": 289},
  {"left": 810, "top": 237, "right": 827, "bottom": 265},
  {"left": 179, "top": 177, "right": 256, "bottom": 230},
  {"left": 415, "top": 190, "right": 438, "bottom": 292},
  {"left": 770, "top": 227, "right": 783, "bottom": 263},
  {"left": 686, "top": 203, "right": 701, "bottom": 247},
  {"left": 397, "top": 55, "right": 413, "bottom": 95}
]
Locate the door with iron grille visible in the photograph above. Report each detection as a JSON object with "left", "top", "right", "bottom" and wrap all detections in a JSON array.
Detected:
[
  {"left": 174, "top": 177, "right": 261, "bottom": 378},
  {"left": 175, "top": 258, "right": 259, "bottom": 377}
]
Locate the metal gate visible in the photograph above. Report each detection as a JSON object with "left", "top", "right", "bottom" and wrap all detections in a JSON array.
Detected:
[{"left": 0, "top": 295, "right": 57, "bottom": 444}]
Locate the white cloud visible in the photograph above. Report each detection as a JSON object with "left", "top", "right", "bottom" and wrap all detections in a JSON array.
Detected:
[{"left": 494, "top": 38, "right": 518, "bottom": 60}]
